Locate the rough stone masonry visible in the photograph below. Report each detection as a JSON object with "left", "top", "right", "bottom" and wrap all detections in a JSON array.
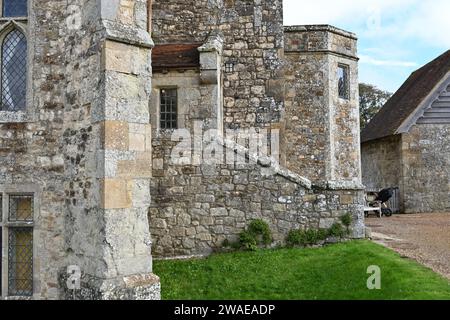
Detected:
[{"left": 0, "top": 0, "right": 364, "bottom": 299}]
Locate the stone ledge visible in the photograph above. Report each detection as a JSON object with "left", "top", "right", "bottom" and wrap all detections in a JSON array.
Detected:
[
  {"left": 102, "top": 20, "right": 154, "bottom": 48},
  {"left": 284, "top": 24, "right": 357, "bottom": 40},
  {"left": 217, "top": 136, "right": 313, "bottom": 190},
  {"left": 123, "top": 273, "right": 160, "bottom": 289},
  {"left": 314, "top": 180, "right": 366, "bottom": 191},
  {"left": 0, "top": 111, "right": 30, "bottom": 123}
]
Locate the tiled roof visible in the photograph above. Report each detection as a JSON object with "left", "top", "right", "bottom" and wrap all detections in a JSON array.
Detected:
[
  {"left": 152, "top": 43, "right": 201, "bottom": 71},
  {"left": 361, "top": 50, "right": 450, "bottom": 143}
]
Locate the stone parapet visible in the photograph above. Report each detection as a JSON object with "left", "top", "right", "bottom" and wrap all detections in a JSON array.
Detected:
[{"left": 284, "top": 25, "right": 358, "bottom": 60}]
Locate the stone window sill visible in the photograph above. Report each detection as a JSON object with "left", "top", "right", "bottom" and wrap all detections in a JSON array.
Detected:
[{"left": 0, "top": 111, "right": 30, "bottom": 123}]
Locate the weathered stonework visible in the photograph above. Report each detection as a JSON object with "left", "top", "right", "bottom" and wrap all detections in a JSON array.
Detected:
[
  {"left": 149, "top": 3, "right": 365, "bottom": 256},
  {"left": 0, "top": 0, "right": 159, "bottom": 300},
  {"left": 284, "top": 26, "right": 361, "bottom": 186},
  {"left": 1, "top": 0, "right": 365, "bottom": 299},
  {"left": 363, "top": 124, "right": 450, "bottom": 214},
  {"left": 361, "top": 135, "right": 402, "bottom": 192}
]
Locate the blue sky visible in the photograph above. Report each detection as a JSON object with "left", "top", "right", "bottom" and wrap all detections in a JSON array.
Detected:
[{"left": 284, "top": 0, "right": 450, "bottom": 93}]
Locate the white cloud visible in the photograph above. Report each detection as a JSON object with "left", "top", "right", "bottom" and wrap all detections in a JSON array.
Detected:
[
  {"left": 283, "top": 0, "right": 415, "bottom": 26},
  {"left": 359, "top": 55, "right": 418, "bottom": 68},
  {"left": 401, "top": 0, "right": 450, "bottom": 47},
  {"left": 284, "top": 0, "right": 450, "bottom": 48}
]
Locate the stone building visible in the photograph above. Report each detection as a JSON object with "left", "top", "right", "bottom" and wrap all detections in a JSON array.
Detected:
[
  {"left": 361, "top": 50, "right": 450, "bottom": 214},
  {"left": 0, "top": 0, "right": 363, "bottom": 300},
  {"left": 149, "top": 1, "right": 364, "bottom": 257}
]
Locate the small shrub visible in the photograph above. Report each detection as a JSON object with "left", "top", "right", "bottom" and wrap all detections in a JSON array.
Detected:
[
  {"left": 286, "top": 230, "right": 307, "bottom": 247},
  {"left": 340, "top": 213, "right": 353, "bottom": 235},
  {"left": 340, "top": 213, "right": 353, "bottom": 228},
  {"left": 248, "top": 219, "right": 273, "bottom": 245},
  {"left": 239, "top": 230, "right": 258, "bottom": 251},
  {"left": 328, "top": 222, "right": 346, "bottom": 239},
  {"left": 286, "top": 228, "right": 328, "bottom": 247},
  {"left": 238, "top": 219, "right": 273, "bottom": 251},
  {"left": 305, "top": 229, "right": 320, "bottom": 244},
  {"left": 317, "top": 228, "right": 329, "bottom": 241},
  {"left": 222, "top": 239, "right": 231, "bottom": 248}
]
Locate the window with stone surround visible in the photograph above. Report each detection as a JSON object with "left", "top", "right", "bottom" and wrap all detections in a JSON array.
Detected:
[
  {"left": 0, "top": 192, "right": 34, "bottom": 297},
  {"left": 338, "top": 64, "right": 350, "bottom": 100},
  {"left": 160, "top": 88, "right": 178, "bottom": 129},
  {"left": 0, "top": 0, "right": 28, "bottom": 119},
  {"left": 225, "top": 62, "right": 234, "bottom": 73},
  {"left": 2, "top": 0, "right": 28, "bottom": 17}
]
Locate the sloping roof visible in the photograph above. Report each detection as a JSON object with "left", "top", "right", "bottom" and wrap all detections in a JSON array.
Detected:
[
  {"left": 361, "top": 50, "right": 450, "bottom": 143},
  {"left": 152, "top": 43, "right": 201, "bottom": 72}
]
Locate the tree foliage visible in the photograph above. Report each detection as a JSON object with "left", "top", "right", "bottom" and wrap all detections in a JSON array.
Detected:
[{"left": 359, "top": 83, "right": 392, "bottom": 130}]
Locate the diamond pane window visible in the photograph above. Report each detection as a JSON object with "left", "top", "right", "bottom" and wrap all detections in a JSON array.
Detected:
[
  {"left": 160, "top": 88, "right": 178, "bottom": 129},
  {"left": 8, "top": 227, "right": 33, "bottom": 296},
  {"left": 9, "top": 195, "right": 33, "bottom": 222},
  {"left": 225, "top": 62, "right": 234, "bottom": 73},
  {"left": 338, "top": 64, "right": 350, "bottom": 100},
  {"left": 2, "top": 0, "right": 28, "bottom": 17},
  {"left": 1, "top": 29, "right": 27, "bottom": 111}
]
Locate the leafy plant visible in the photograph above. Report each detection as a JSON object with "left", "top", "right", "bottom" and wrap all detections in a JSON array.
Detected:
[
  {"left": 238, "top": 219, "right": 273, "bottom": 251},
  {"left": 328, "top": 222, "right": 346, "bottom": 239},
  {"left": 286, "top": 228, "right": 328, "bottom": 247},
  {"left": 248, "top": 219, "right": 272, "bottom": 245},
  {"left": 286, "top": 230, "right": 307, "bottom": 247},
  {"left": 239, "top": 231, "right": 258, "bottom": 251},
  {"left": 340, "top": 213, "right": 353, "bottom": 235}
]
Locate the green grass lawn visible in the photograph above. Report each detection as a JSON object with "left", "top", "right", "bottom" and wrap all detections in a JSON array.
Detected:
[{"left": 153, "top": 240, "right": 450, "bottom": 300}]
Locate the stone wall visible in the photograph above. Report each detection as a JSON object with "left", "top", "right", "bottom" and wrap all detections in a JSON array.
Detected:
[
  {"left": 152, "top": 0, "right": 285, "bottom": 130},
  {"left": 0, "top": 0, "right": 68, "bottom": 299},
  {"left": 401, "top": 124, "right": 450, "bottom": 213},
  {"left": 149, "top": 149, "right": 364, "bottom": 256},
  {"left": 149, "top": 7, "right": 365, "bottom": 256},
  {"left": 283, "top": 26, "right": 361, "bottom": 185},
  {"left": 361, "top": 135, "right": 402, "bottom": 192},
  {"left": 362, "top": 125, "right": 450, "bottom": 214},
  {"left": 0, "top": 0, "right": 159, "bottom": 300}
]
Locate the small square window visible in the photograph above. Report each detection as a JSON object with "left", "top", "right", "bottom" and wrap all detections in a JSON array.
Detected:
[
  {"left": 2, "top": 0, "right": 28, "bottom": 17},
  {"left": 9, "top": 195, "right": 33, "bottom": 222},
  {"left": 225, "top": 63, "right": 234, "bottom": 73},
  {"left": 338, "top": 64, "right": 350, "bottom": 100},
  {"left": 160, "top": 88, "right": 178, "bottom": 130}
]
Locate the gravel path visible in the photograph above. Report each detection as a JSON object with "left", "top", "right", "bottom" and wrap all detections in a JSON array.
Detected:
[{"left": 366, "top": 213, "right": 450, "bottom": 280}]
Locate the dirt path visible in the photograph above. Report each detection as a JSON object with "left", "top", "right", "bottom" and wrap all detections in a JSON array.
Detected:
[{"left": 366, "top": 213, "right": 450, "bottom": 280}]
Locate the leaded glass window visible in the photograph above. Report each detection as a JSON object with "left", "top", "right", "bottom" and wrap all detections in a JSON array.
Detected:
[
  {"left": 9, "top": 194, "right": 33, "bottom": 221},
  {"left": 1, "top": 29, "right": 27, "bottom": 111},
  {"left": 2, "top": 0, "right": 28, "bottom": 17},
  {"left": 160, "top": 88, "right": 178, "bottom": 129},
  {"left": 338, "top": 64, "right": 350, "bottom": 100},
  {"left": 0, "top": 191, "right": 34, "bottom": 297},
  {"left": 8, "top": 227, "right": 33, "bottom": 296}
]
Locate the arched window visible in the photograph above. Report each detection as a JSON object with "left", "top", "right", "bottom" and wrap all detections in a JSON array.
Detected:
[{"left": 0, "top": 28, "right": 27, "bottom": 111}]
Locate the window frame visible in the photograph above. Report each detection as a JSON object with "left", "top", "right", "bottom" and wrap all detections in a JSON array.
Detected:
[
  {"left": 0, "top": 185, "right": 37, "bottom": 299},
  {"left": 338, "top": 63, "right": 350, "bottom": 100},
  {"left": 0, "top": 27, "right": 28, "bottom": 112},
  {"left": 159, "top": 87, "right": 178, "bottom": 130},
  {"left": 0, "top": 0, "right": 30, "bottom": 123},
  {"left": 0, "top": 0, "right": 28, "bottom": 19}
]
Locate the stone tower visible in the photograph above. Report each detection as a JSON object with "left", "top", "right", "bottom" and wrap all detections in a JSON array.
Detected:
[
  {"left": 283, "top": 25, "right": 362, "bottom": 188},
  {"left": 0, "top": 0, "right": 159, "bottom": 299}
]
